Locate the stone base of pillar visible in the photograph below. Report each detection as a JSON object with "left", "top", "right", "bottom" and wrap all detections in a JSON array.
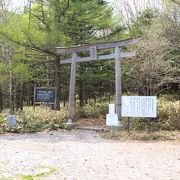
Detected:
[{"left": 63, "top": 119, "right": 74, "bottom": 130}]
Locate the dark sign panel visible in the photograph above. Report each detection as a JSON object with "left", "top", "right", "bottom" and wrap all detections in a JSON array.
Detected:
[{"left": 34, "top": 88, "right": 56, "bottom": 103}]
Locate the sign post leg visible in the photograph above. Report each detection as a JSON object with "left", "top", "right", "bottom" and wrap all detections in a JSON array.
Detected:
[
  {"left": 147, "top": 118, "right": 151, "bottom": 134},
  {"left": 67, "top": 52, "right": 77, "bottom": 124},
  {"left": 127, "top": 117, "right": 130, "bottom": 134},
  {"left": 115, "top": 47, "right": 122, "bottom": 125}
]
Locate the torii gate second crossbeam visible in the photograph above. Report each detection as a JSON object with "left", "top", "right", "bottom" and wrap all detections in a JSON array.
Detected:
[{"left": 56, "top": 38, "right": 138, "bottom": 125}]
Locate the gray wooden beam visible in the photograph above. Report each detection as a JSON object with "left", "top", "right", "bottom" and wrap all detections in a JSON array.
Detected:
[
  {"left": 60, "top": 51, "right": 136, "bottom": 64},
  {"left": 56, "top": 38, "right": 139, "bottom": 54}
]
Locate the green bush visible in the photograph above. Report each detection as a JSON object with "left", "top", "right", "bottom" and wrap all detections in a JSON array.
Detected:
[
  {"left": 0, "top": 97, "right": 179, "bottom": 133},
  {"left": 0, "top": 106, "right": 67, "bottom": 133},
  {"left": 0, "top": 112, "right": 7, "bottom": 133},
  {"left": 157, "top": 99, "right": 180, "bottom": 130},
  {"left": 76, "top": 100, "right": 108, "bottom": 118},
  {"left": 75, "top": 97, "right": 180, "bottom": 131}
]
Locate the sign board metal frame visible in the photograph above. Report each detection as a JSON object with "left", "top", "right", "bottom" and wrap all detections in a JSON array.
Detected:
[{"left": 34, "top": 87, "right": 57, "bottom": 105}]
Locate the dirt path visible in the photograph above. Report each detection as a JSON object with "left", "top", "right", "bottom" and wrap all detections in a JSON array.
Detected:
[{"left": 0, "top": 130, "right": 180, "bottom": 180}]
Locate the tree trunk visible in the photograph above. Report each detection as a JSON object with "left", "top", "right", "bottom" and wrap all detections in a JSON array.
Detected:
[
  {"left": 85, "top": 90, "right": 88, "bottom": 104},
  {"left": 20, "top": 83, "right": 24, "bottom": 111},
  {"left": 0, "top": 86, "right": 3, "bottom": 113},
  {"left": 9, "top": 64, "right": 14, "bottom": 115},
  {"left": 31, "top": 84, "right": 34, "bottom": 106},
  {"left": 53, "top": 0, "right": 61, "bottom": 110},
  {"left": 79, "top": 80, "right": 85, "bottom": 107},
  {"left": 54, "top": 56, "right": 61, "bottom": 110},
  {"left": 15, "top": 82, "right": 20, "bottom": 112},
  {"left": 15, "top": 81, "right": 24, "bottom": 111},
  {"left": 54, "top": 0, "right": 61, "bottom": 31}
]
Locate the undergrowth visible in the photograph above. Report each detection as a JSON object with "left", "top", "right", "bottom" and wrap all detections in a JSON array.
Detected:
[
  {"left": 0, "top": 106, "right": 67, "bottom": 133},
  {"left": 75, "top": 100, "right": 108, "bottom": 118},
  {"left": 0, "top": 97, "right": 179, "bottom": 133},
  {"left": 101, "top": 130, "right": 180, "bottom": 141}
]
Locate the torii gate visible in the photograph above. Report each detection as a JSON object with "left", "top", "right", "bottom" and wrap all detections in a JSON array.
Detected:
[{"left": 56, "top": 38, "right": 138, "bottom": 125}]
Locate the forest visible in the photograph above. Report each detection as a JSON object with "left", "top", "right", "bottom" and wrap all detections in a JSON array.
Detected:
[{"left": 0, "top": 0, "right": 179, "bottom": 133}]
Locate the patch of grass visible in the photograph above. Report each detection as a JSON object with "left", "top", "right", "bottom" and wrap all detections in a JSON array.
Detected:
[
  {"left": 18, "top": 166, "right": 58, "bottom": 180},
  {"left": 0, "top": 178, "right": 13, "bottom": 180},
  {"left": 64, "top": 124, "right": 73, "bottom": 130},
  {"left": 20, "top": 175, "right": 33, "bottom": 180},
  {"left": 0, "top": 166, "right": 58, "bottom": 180},
  {"left": 101, "top": 130, "right": 180, "bottom": 141},
  {"left": 76, "top": 100, "right": 108, "bottom": 118}
]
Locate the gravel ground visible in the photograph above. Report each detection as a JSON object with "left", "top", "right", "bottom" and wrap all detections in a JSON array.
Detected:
[{"left": 0, "top": 130, "right": 180, "bottom": 180}]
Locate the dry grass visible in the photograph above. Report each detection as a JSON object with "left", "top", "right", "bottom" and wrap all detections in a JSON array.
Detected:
[
  {"left": 101, "top": 130, "right": 180, "bottom": 141},
  {"left": 74, "top": 117, "right": 106, "bottom": 127}
]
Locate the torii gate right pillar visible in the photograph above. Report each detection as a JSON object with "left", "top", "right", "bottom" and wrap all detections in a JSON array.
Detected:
[{"left": 115, "top": 47, "right": 122, "bottom": 124}]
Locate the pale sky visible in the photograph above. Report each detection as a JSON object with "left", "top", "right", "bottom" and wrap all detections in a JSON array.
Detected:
[
  {"left": 110, "top": 0, "right": 163, "bottom": 20},
  {"left": 12, "top": 0, "right": 25, "bottom": 6},
  {"left": 11, "top": 0, "right": 163, "bottom": 17},
  {"left": 11, "top": 0, "right": 26, "bottom": 10}
]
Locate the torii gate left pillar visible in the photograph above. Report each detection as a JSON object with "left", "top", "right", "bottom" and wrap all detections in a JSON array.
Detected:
[{"left": 67, "top": 52, "right": 77, "bottom": 123}]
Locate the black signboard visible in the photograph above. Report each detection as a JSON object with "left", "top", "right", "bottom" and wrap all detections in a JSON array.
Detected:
[{"left": 34, "top": 87, "right": 56, "bottom": 103}]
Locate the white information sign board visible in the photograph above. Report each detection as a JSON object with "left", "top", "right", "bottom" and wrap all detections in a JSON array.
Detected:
[{"left": 122, "top": 96, "right": 157, "bottom": 118}]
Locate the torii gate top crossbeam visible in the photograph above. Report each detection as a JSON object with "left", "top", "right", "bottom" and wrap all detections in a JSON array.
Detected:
[{"left": 56, "top": 38, "right": 139, "bottom": 54}]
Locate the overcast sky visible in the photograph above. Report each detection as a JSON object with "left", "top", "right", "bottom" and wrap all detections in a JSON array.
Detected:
[
  {"left": 10, "top": 0, "right": 163, "bottom": 17},
  {"left": 11, "top": 0, "right": 112, "bottom": 8},
  {"left": 11, "top": 0, "right": 26, "bottom": 9},
  {"left": 12, "top": 0, "right": 25, "bottom": 6}
]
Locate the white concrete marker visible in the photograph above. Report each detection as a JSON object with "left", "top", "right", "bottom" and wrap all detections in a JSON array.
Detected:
[{"left": 106, "top": 104, "right": 120, "bottom": 126}]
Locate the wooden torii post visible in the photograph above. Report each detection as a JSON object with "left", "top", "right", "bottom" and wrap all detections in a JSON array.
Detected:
[{"left": 56, "top": 38, "right": 138, "bottom": 124}]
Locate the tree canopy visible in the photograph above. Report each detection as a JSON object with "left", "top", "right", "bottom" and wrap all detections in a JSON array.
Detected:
[{"left": 0, "top": 0, "right": 179, "bottom": 113}]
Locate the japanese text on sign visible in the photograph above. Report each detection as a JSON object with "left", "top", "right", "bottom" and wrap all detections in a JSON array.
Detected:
[
  {"left": 34, "top": 88, "right": 56, "bottom": 103},
  {"left": 90, "top": 46, "right": 97, "bottom": 60},
  {"left": 122, "top": 96, "right": 157, "bottom": 118}
]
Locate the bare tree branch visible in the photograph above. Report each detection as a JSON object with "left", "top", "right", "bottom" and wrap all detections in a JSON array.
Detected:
[
  {"left": 0, "top": 32, "right": 57, "bottom": 56},
  {"left": 171, "top": 0, "right": 180, "bottom": 5}
]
